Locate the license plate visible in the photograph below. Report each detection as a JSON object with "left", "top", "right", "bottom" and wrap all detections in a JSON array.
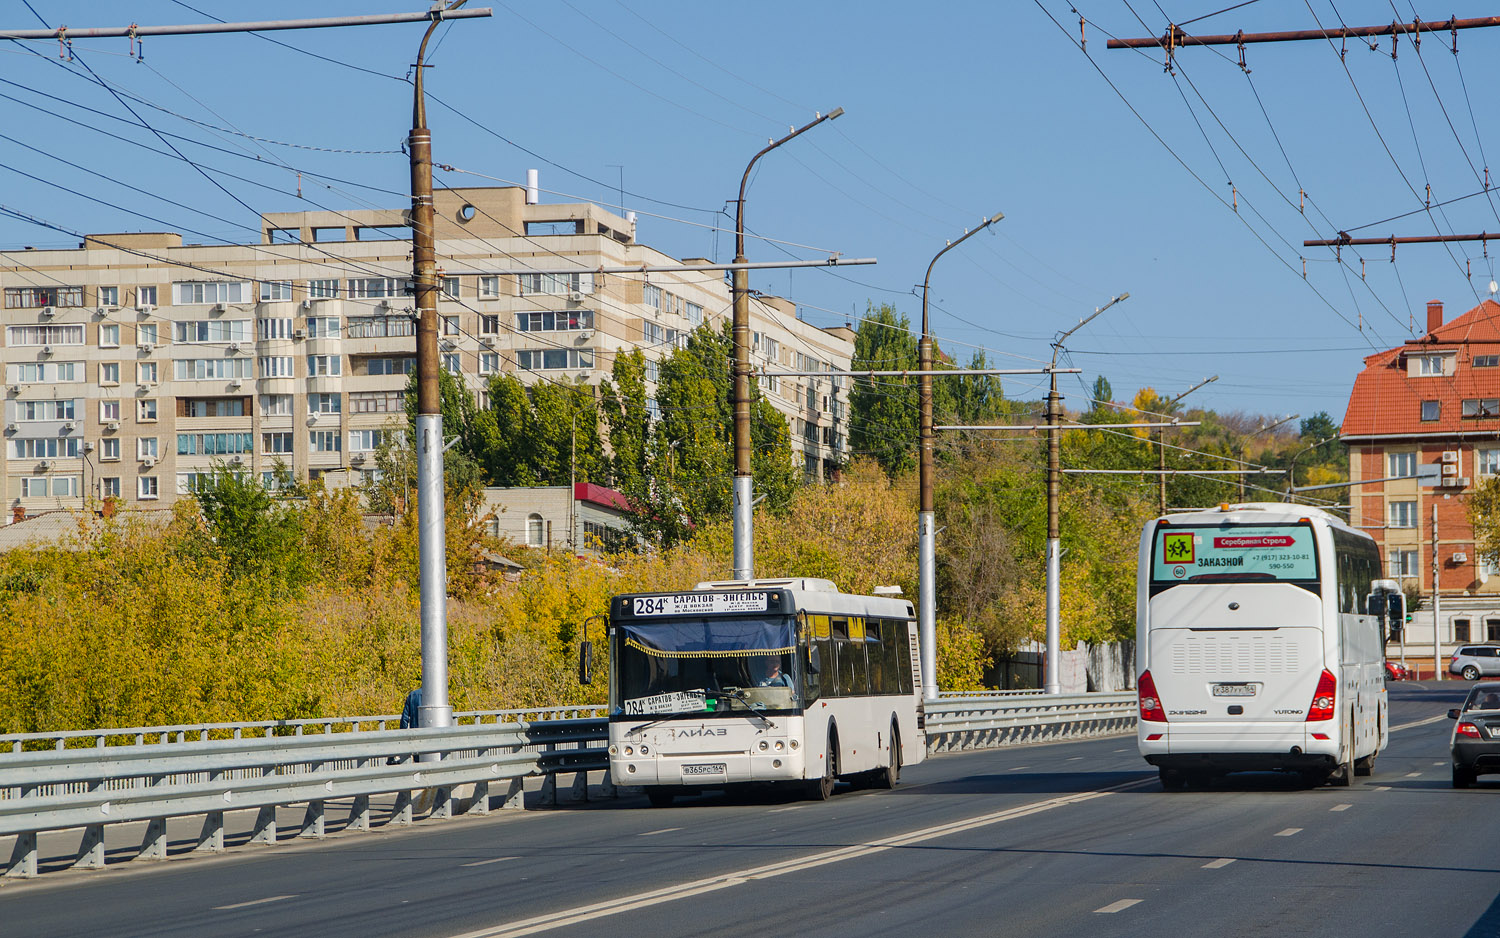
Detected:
[
  {"left": 1212, "top": 683, "right": 1257, "bottom": 697},
  {"left": 682, "top": 763, "right": 726, "bottom": 776}
]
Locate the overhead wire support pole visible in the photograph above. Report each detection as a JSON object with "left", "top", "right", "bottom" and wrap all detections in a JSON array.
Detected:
[
  {"left": 731, "top": 107, "right": 844, "bottom": 582},
  {"left": 917, "top": 210, "right": 1004, "bottom": 700},
  {"left": 1304, "top": 233, "right": 1500, "bottom": 249},
  {"left": 0, "top": 9, "right": 494, "bottom": 41},
  {"left": 1105, "top": 16, "right": 1500, "bottom": 51},
  {"left": 1046, "top": 293, "right": 1129, "bottom": 694}
]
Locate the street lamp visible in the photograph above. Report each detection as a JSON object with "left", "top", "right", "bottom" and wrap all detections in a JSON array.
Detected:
[
  {"left": 1045, "top": 293, "right": 1129, "bottom": 694},
  {"left": 1282, "top": 434, "right": 1338, "bottom": 502},
  {"left": 917, "top": 211, "right": 1004, "bottom": 701},
  {"left": 1156, "top": 376, "right": 1217, "bottom": 515},
  {"left": 1236, "top": 414, "right": 1298, "bottom": 501},
  {"left": 731, "top": 108, "right": 843, "bottom": 581}
]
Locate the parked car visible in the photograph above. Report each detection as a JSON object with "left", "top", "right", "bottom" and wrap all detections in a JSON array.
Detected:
[
  {"left": 1384, "top": 661, "right": 1411, "bottom": 681},
  {"left": 1450, "top": 681, "right": 1500, "bottom": 787},
  {"left": 1449, "top": 645, "right": 1500, "bottom": 681}
]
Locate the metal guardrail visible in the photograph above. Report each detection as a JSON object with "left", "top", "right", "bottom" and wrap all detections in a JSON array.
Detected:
[{"left": 0, "top": 692, "right": 1135, "bottom": 879}]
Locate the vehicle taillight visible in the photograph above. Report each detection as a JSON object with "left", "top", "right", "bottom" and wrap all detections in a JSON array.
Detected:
[
  {"left": 1139, "top": 670, "right": 1167, "bottom": 723},
  {"left": 1307, "top": 669, "right": 1338, "bottom": 722},
  {"left": 1457, "top": 721, "right": 1483, "bottom": 738}
]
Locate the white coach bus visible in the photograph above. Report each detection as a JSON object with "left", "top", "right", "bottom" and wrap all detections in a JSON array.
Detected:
[
  {"left": 1136, "top": 503, "right": 1401, "bottom": 790},
  {"left": 582, "top": 579, "right": 925, "bottom": 807}
]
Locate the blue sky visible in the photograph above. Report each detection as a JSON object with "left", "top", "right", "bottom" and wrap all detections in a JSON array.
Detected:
[{"left": 2, "top": 2, "right": 1497, "bottom": 425}]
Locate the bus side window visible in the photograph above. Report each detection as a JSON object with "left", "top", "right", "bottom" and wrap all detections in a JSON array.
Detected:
[
  {"left": 895, "top": 623, "right": 915, "bottom": 695},
  {"left": 881, "top": 621, "right": 902, "bottom": 695},
  {"left": 804, "top": 641, "right": 823, "bottom": 703},
  {"left": 866, "top": 619, "right": 887, "bottom": 694},
  {"left": 818, "top": 637, "right": 839, "bottom": 696}
]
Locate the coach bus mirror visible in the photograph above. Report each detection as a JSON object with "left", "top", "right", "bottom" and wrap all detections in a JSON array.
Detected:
[
  {"left": 578, "top": 641, "right": 594, "bottom": 685},
  {"left": 1366, "top": 592, "right": 1387, "bottom": 618}
]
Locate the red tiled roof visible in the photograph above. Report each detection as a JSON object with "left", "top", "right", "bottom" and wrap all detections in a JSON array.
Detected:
[{"left": 1342, "top": 299, "right": 1500, "bottom": 439}]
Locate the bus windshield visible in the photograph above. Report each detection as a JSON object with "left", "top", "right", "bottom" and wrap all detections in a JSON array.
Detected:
[
  {"left": 614, "top": 616, "right": 799, "bottom": 717},
  {"left": 1150, "top": 522, "right": 1319, "bottom": 587}
]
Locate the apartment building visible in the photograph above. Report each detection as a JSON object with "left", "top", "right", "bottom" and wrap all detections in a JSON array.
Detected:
[
  {"left": 0, "top": 186, "right": 854, "bottom": 518},
  {"left": 1343, "top": 298, "right": 1500, "bottom": 663}
]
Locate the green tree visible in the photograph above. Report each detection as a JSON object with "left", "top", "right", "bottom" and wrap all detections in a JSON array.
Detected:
[
  {"left": 192, "top": 464, "right": 308, "bottom": 592},
  {"left": 849, "top": 303, "right": 919, "bottom": 475},
  {"left": 600, "top": 349, "right": 651, "bottom": 493}
]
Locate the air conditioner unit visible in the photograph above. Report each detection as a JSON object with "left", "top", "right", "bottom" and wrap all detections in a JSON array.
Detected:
[
  {"left": 301, "top": 299, "right": 314, "bottom": 311},
  {"left": 293, "top": 328, "right": 307, "bottom": 340},
  {"left": 4, "top": 423, "right": 15, "bottom": 433},
  {"left": 1458, "top": 476, "right": 1472, "bottom": 487},
  {"left": 568, "top": 291, "right": 584, "bottom": 303},
  {"left": 135, "top": 303, "right": 154, "bottom": 315},
  {"left": 480, "top": 336, "right": 496, "bottom": 348},
  {"left": 212, "top": 302, "right": 227, "bottom": 314},
  {"left": 36, "top": 460, "right": 51, "bottom": 471},
  {"left": 1443, "top": 450, "right": 1460, "bottom": 463},
  {"left": 40, "top": 345, "right": 53, "bottom": 356},
  {"left": 226, "top": 342, "right": 240, "bottom": 354},
  {"left": 1443, "top": 463, "right": 1460, "bottom": 476},
  {"left": 40, "top": 306, "right": 54, "bottom": 318},
  {"left": 377, "top": 299, "right": 392, "bottom": 311},
  {"left": 228, "top": 455, "right": 243, "bottom": 465},
  {"left": 105, "top": 421, "right": 119, "bottom": 432},
  {"left": 137, "top": 341, "right": 154, "bottom": 351},
  {"left": 5, "top": 385, "right": 17, "bottom": 395},
  {"left": 578, "top": 328, "right": 594, "bottom": 340},
  {"left": 62, "top": 422, "right": 76, "bottom": 433},
  {"left": 350, "top": 453, "right": 366, "bottom": 465},
  {"left": 230, "top": 379, "right": 243, "bottom": 389},
  {"left": 141, "top": 456, "right": 155, "bottom": 469},
  {"left": 1454, "top": 552, "right": 1470, "bottom": 563}
]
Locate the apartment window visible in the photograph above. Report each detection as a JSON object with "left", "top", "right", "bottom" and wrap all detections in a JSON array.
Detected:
[
  {"left": 137, "top": 362, "right": 158, "bottom": 385},
  {"left": 136, "top": 286, "right": 158, "bottom": 307},
  {"left": 5, "top": 286, "right": 83, "bottom": 308},
  {"left": 1456, "top": 619, "right": 1472, "bottom": 643},
  {"left": 12, "top": 438, "right": 81, "bottom": 459},
  {"left": 178, "top": 432, "right": 252, "bottom": 456},
  {"left": 136, "top": 325, "right": 160, "bottom": 348},
  {"left": 137, "top": 399, "right": 158, "bottom": 422},
  {"left": 479, "top": 352, "right": 499, "bottom": 374},
  {"left": 517, "top": 310, "right": 593, "bottom": 332},
  {"left": 138, "top": 476, "right": 159, "bottom": 500},
  {"left": 99, "top": 323, "right": 120, "bottom": 347},
  {"left": 478, "top": 275, "right": 500, "bottom": 299},
  {"left": 526, "top": 513, "right": 544, "bottom": 547},
  {"left": 442, "top": 353, "right": 460, "bottom": 374},
  {"left": 1490, "top": 619, "right": 1500, "bottom": 642},
  {"left": 308, "top": 278, "right": 339, "bottom": 299},
  {"left": 308, "top": 393, "right": 341, "bottom": 415},
  {"left": 349, "top": 429, "right": 388, "bottom": 452},
  {"left": 685, "top": 301, "right": 703, "bottom": 326},
  {"left": 309, "top": 430, "right": 341, "bottom": 452},
  {"left": 307, "top": 355, "right": 342, "bottom": 377},
  {"left": 479, "top": 314, "right": 500, "bottom": 335},
  {"left": 138, "top": 438, "right": 158, "bottom": 459},
  {"left": 259, "top": 394, "right": 292, "bottom": 416},
  {"left": 1417, "top": 354, "right": 1447, "bottom": 376},
  {"left": 1463, "top": 399, "right": 1500, "bottom": 419},
  {"left": 643, "top": 321, "right": 665, "bottom": 345},
  {"left": 100, "top": 438, "right": 119, "bottom": 461},
  {"left": 176, "top": 359, "right": 251, "bottom": 380},
  {"left": 642, "top": 283, "right": 662, "bottom": 310},
  {"left": 350, "top": 390, "right": 404, "bottom": 413},
  {"left": 174, "top": 320, "right": 250, "bottom": 344},
  {"left": 100, "top": 400, "right": 120, "bottom": 422},
  {"left": 519, "top": 272, "right": 591, "bottom": 296},
  {"left": 259, "top": 317, "right": 294, "bottom": 340},
  {"left": 101, "top": 476, "right": 120, "bottom": 497},
  {"left": 346, "top": 316, "right": 414, "bottom": 339},
  {"left": 366, "top": 357, "right": 415, "bottom": 376},
  {"left": 6, "top": 324, "right": 85, "bottom": 346},
  {"left": 1421, "top": 400, "right": 1440, "bottom": 421},
  {"left": 645, "top": 360, "right": 660, "bottom": 384},
  {"left": 442, "top": 277, "right": 460, "bottom": 299},
  {"left": 516, "top": 348, "right": 594, "bottom": 371},
  {"left": 179, "top": 398, "right": 245, "bottom": 418},
  {"left": 260, "top": 281, "right": 294, "bottom": 302},
  {"left": 98, "top": 286, "right": 119, "bottom": 307},
  {"left": 442, "top": 315, "right": 460, "bottom": 336},
  {"left": 1389, "top": 500, "right": 1417, "bottom": 528},
  {"left": 1389, "top": 549, "right": 1418, "bottom": 578},
  {"left": 1388, "top": 452, "right": 1416, "bottom": 477},
  {"left": 259, "top": 356, "right": 294, "bottom": 378},
  {"left": 262, "top": 432, "right": 294, "bottom": 454},
  {"left": 306, "top": 317, "right": 340, "bottom": 338},
  {"left": 173, "top": 281, "right": 249, "bottom": 305},
  {"left": 7, "top": 362, "right": 81, "bottom": 384},
  {"left": 1476, "top": 355, "right": 1500, "bottom": 368},
  {"left": 1481, "top": 449, "right": 1500, "bottom": 475},
  {"left": 346, "top": 277, "right": 411, "bottom": 299}
]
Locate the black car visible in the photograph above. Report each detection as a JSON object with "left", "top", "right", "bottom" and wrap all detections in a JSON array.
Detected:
[{"left": 1450, "top": 681, "right": 1500, "bottom": 788}]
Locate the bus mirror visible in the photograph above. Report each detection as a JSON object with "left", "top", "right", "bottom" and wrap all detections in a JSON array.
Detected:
[
  {"left": 1387, "top": 593, "right": 1406, "bottom": 641},
  {"left": 1366, "top": 593, "right": 1387, "bottom": 618},
  {"left": 578, "top": 641, "right": 593, "bottom": 685}
]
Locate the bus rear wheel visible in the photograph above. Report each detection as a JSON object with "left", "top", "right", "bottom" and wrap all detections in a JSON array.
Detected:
[
  {"left": 807, "top": 731, "right": 838, "bottom": 801},
  {"left": 1159, "top": 768, "right": 1185, "bottom": 791},
  {"left": 872, "top": 723, "right": 901, "bottom": 790}
]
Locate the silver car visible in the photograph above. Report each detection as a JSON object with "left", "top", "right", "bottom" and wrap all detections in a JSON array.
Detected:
[{"left": 1449, "top": 645, "right": 1500, "bottom": 681}]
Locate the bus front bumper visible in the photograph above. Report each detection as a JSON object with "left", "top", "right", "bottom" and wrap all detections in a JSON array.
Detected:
[{"left": 610, "top": 749, "right": 808, "bottom": 787}]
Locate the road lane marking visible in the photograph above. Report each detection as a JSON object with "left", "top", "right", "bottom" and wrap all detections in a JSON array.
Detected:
[
  {"left": 1433, "top": 761, "right": 1446, "bottom": 766},
  {"left": 1330, "top": 804, "right": 1352, "bottom": 812},
  {"left": 1275, "top": 828, "right": 1302, "bottom": 837},
  {"left": 446, "top": 777, "right": 1156, "bottom": 938},
  {"left": 1095, "top": 899, "right": 1143, "bottom": 914},
  {"left": 1203, "top": 858, "right": 1236, "bottom": 869},
  {"left": 214, "top": 895, "right": 296, "bottom": 911},
  {"left": 1405, "top": 772, "right": 1422, "bottom": 778},
  {"left": 767, "top": 805, "right": 806, "bottom": 814},
  {"left": 1372, "top": 786, "right": 1391, "bottom": 791},
  {"left": 1009, "top": 765, "right": 1030, "bottom": 771},
  {"left": 462, "top": 857, "right": 519, "bottom": 868},
  {"left": 1391, "top": 714, "right": 1448, "bottom": 733},
  {"left": 1066, "top": 757, "right": 1084, "bottom": 762},
  {"left": 1113, "top": 748, "right": 1128, "bottom": 752},
  {"left": 640, "top": 828, "right": 682, "bottom": 836}
]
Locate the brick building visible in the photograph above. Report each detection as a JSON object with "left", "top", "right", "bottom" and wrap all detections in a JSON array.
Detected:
[{"left": 1343, "top": 297, "right": 1500, "bottom": 665}]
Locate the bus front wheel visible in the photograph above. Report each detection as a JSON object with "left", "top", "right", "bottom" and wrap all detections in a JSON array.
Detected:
[{"left": 807, "top": 731, "right": 838, "bottom": 801}]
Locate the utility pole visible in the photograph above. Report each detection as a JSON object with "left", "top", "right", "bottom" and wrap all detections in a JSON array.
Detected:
[
  {"left": 917, "top": 211, "right": 1004, "bottom": 701},
  {"left": 1046, "top": 293, "right": 1128, "bottom": 694},
  {"left": 1106, "top": 16, "right": 1500, "bottom": 58},
  {"left": 1432, "top": 503, "right": 1443, "bottom": 682},
  {"left": 1156, "top": 376, "right": 1217, "bottom": 515},
  {"left": 731, "top": 109, "right": 843, "bottom": 581}
]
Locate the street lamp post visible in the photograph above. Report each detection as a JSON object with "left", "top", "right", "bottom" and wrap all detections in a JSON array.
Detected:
[
  {"left": 1155, "top": 376, "right": 1217, "bottom": 515},
  {"left": 1282, "top": 434, "right": 1338, "bottom": 502},
  {"left": 917, "top": 211, "right": 1004, "bottom": 701},
  {"left": 1045, "top": 294, "right": 1129, "bottom": 694},
  {"left": 731, "top": 108, "right": 843, "bottom": 581}
]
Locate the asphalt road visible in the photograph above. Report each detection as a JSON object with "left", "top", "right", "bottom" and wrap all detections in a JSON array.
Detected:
[{"left": 3, "top": 680, "right": 1494, "bottom": 938}]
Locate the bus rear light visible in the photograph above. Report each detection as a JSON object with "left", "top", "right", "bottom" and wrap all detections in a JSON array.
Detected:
[
  {"left": 1310, "top": 733, "right": 1329, "bottom": 740},
  {"left": 1139, "top": 670, "right": 1167, "bottom": 722},
  {"left": 1307, "top": 669, "right": 1338, "bottom": 721},
  {"left": 1457, "top": 722, "right": 1483, "bottom": 738}
]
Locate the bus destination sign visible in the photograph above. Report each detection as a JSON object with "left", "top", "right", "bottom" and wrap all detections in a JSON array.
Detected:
[{"left": 632, "top": 592, "right": 769, "bottom": 616}]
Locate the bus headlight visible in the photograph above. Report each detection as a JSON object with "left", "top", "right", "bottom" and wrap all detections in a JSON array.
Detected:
[
  {"left": 758, "top": 740, "right": 769, "bottom": 751},
  {"left": 639, "top": 744, "right": 649, "bottom": 755},
  {"left": 789, "top": 739, "right": 799, "bottom": 750},
  {"left": 624, "top": 745, "right": 634, "bottom": 756},
  {"left": 627, "top": 763, "right": 636, "bottom": 773},
  {"left": 774, "top": 741, "right": 784, "bottom": 751},
  {"left": 608, "top": 745, "right": 618, "bottom": 756}
]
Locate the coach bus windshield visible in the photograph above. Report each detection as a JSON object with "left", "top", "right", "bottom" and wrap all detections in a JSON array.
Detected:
[
  {"left": 613, "top": 616, "right": 800, "bottom": 717},
  {"left": 1150, "top": 523, "right": 1320, "bottom": 590}
]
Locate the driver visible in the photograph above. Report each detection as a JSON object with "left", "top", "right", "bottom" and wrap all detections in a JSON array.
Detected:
[{"left": 756, "top": 655, "right": 792, "bottom": 687}]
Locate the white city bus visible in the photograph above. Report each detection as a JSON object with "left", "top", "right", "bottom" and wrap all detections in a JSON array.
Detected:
[
  {"left": 587, "top": 578, "right": 925, "bottom": 807},
  {"left": 1136, "top": 503, "right": 1399, "bottom": 789}
]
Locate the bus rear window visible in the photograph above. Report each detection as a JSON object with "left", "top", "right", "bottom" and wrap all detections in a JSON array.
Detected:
[{"left": 1151, "top": 523, "right": 1318, "bottom": 584}]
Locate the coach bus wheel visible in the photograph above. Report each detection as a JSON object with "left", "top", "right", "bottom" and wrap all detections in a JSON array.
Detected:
[
  {"left": 1354, "top": 752, "right": 1376, "bottom": 777},
  {"left": 1158, "top": 768, "right": 1185, "bottom": 791},
  {"left": 873, "top": 723, "right": 901, "bottom": 790},
  {"left": 645, "top": 787, "right": 675, "bottom": 808},
  {"left": 808, "top": 731, "right": 839, "bottom": 801}
]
